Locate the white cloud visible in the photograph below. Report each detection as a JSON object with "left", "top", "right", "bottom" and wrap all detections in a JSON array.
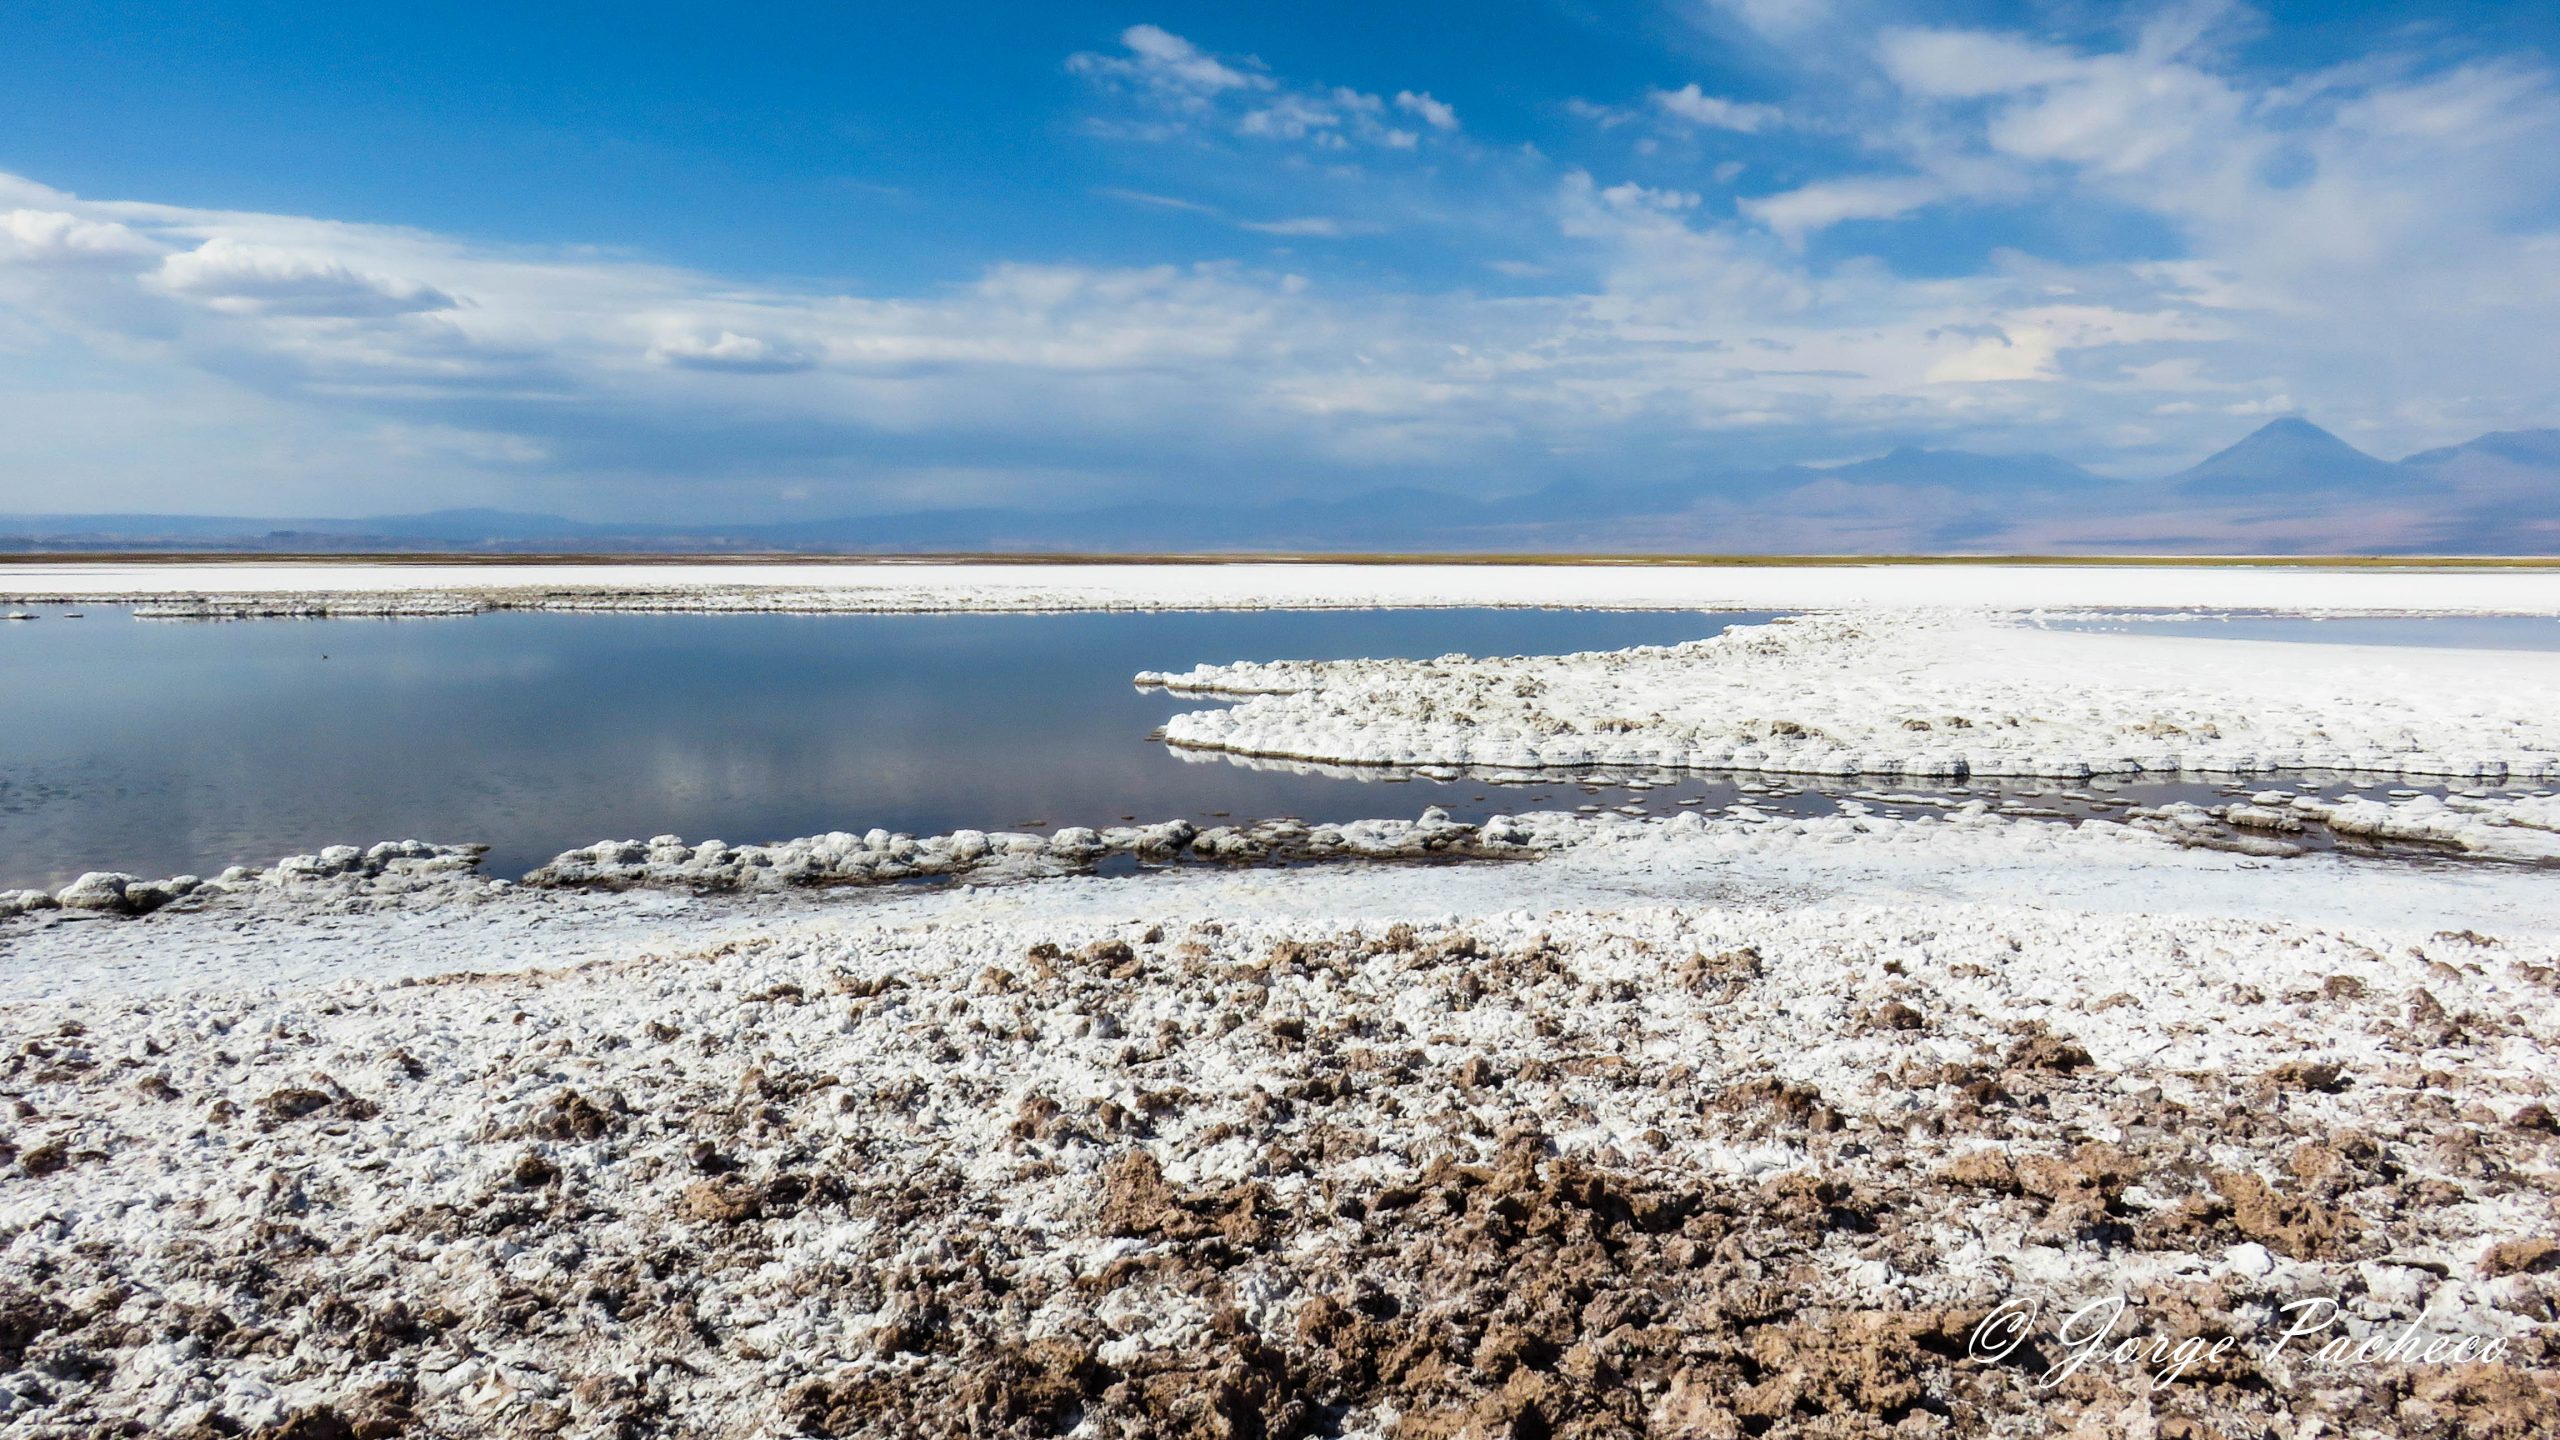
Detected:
[
  {"left": 1564, "top": 98, "right": 1635, "bottom": 129},
  {"left": 1094, "top": 187, "right": 1221, "bottom": 215},
  {"left": 2224, "top": 393, "right": 2298, "bottom": 416},
  {"left": 0, "top": 209, "right": 159, "bottom": 266},
  {"left": 648, "top": 331, "right": 817, "bottom": 373},
  {"left": 1074, "top": 26, "right": 1441, "bottom": 153},
  {"left": 1067, "top": 24, "right": 1267, "bottom": 108},
  {"left": 1922, "top": 307, "right": 2211, "bottom": 386},
  {"left": 1863, "top": 10, "right": 2560, "bottom": 415},
  {"left": 1238, "top": 88, "right": 1419, "bottom": 149},
  {"left": 1706, "top": 0, "right": 1832, "bottom": 42},
  {"left": 1120, "top": 24, "right": 1253, "bottom": 88},
  {"left": 154, "top": 238, "right": 456, "bottom": 317},
  {"left": 1097, "top": 189, "right": 1376, "bottom": 240},
  {"left": 1239, "top": 93, "right": 1343, "bottom": 140},
  {"left": 1877, "top": 28, "right": 2082, "bottom": 98},
  {"left": 1237, "top": 217, "right": 1350, "bottom": 238},
  {"left": 1650, "top": 84, "right": 1780, "bottom": 133},
  {"left": 1740, "top": 175, "right": 1946, "bottom": 241},
  {"left": 1395, "top": 90, "right": 1460, "bottom": 131}
]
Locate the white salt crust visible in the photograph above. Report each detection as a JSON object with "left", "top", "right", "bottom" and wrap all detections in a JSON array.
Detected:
[
  {"left": 1148, "top": 611, "right": 2560, "bottom": 782},
  {"left": 3, "top": 891, "right": 2554, "bottom": 1435}
]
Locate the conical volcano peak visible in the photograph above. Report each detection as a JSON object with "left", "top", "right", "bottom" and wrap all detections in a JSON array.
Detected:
[{"left": 2171, "top": 417, "right": 2422, "bottom": 498}]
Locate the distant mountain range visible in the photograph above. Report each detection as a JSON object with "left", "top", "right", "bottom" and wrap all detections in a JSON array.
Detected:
[{"left": 8, "top": 419, "right": 2559, "bottom": 555}]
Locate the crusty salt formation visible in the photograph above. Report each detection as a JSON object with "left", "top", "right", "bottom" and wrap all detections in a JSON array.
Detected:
[{"left": 5, "top": 905, "right": 2555, "bottom": 1437}]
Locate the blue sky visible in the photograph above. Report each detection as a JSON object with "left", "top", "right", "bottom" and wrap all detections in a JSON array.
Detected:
[{"left": 2, "top": 0, "right": 2556, "bottom": 520}]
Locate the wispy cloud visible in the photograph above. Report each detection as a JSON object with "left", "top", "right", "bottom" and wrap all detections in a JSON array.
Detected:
[
  {"left": 1096, "top": 187, "right": 1364, "bottom": 240},
  {"left": 1235, "top": 216, "right": 1357, "bottom": 238},
  {"left": 1070, "top": 25, "right": 1452, "bottom": 152},
  {"left": 1066, "top": 24, "right": 1268, "bottom": 107},
  {"left": 1093, "top": 187, "right": 1222, "bottom": 215}
]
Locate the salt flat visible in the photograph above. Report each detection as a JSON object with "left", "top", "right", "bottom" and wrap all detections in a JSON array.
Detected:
[
  {"left": 6, "top": 571, "right": 2560, "bottom": 1437},
  {"left": 5, "top": 557, "right": 2560, "bottom": 615}
]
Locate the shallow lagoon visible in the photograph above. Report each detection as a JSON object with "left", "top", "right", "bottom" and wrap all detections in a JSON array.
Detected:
[
  {"left": 0, "top": 607, "right": 1762, "bottom": 888},
  {"left": 4, "top": 605, "right": 2546, "bottom": 889}
]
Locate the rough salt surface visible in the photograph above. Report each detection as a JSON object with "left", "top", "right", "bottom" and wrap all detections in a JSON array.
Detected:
[
  {"left": 5, "top": 893, "right": 2555, "bottom": 1438},
  {"left": 1150, "top": 611, "right": 2560, "bottom": 782}
]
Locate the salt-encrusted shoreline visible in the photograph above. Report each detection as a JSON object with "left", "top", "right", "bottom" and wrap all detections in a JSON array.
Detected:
[
  {"left": 2227, "top": 792, "right": 2560, "bottom": 862},
  {"left": 7, "top": 558, "right": 2560, "bottom": 618},
  {"left": 1150, "top": 611, "right": 2560, "bottom": 783},
  {"left": 0, "top": 841, "right": 491, "bottom": 921},
  {"left": 11, "top": 789, "right": 2557, "bottom": 936},
  {"left": 0, "top": 811, "right": 1551, "bottom": 928}
]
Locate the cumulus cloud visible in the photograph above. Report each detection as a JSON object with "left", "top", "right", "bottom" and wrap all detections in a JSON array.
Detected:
[
  {"left": 154, "top": 238, "right": 456, "bottom": 317},
  {"left": 1924, "top": 328, "right": 2057, "bottom": 383},
  {"left": 1650, "top": 84, "right": 1780, "bottom": 133},
  {"left": 1395, "top": 90, "right": 1460, "bottom": 131},
  {"left": 0, "top": 209, "right": 160, "bottom": 266}
]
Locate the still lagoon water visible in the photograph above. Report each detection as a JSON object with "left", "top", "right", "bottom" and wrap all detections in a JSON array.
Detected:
[
  {"left": 0, "top": 607, "right": 1758, "bottom": 888},
  {"left": 7, "top": 606, "right": 2553, "bottom": 890}
]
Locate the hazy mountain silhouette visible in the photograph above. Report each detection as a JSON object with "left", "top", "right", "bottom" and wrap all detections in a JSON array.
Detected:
[
  {"left": 6, "top": 418, "right": 2558, "bottom": 555},
  {"left": 2169, "top": 417, "right": 2425, "bottom": 499},
  {"left": 2403, "top": 428, "right": 2560, "bottom": 470},
  {"left": 1812, "top": 446, "right": 2106, "bottom": 493},
  {"left": 2392, "top": 427, "right": 2560, "bottom": 554}
]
